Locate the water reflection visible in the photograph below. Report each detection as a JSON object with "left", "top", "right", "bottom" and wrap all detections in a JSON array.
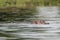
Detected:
[{"left": 0, "top": 7, "right": 60, "bottom": 40}]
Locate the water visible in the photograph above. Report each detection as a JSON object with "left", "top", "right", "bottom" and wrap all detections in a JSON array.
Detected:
[{"left": 0, "top": 6, "right": 60, "bottom": 40}]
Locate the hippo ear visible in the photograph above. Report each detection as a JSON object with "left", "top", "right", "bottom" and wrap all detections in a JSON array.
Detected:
[
  {"left": 39, "top": 20, "right": 45, "bottom": 24},
  {"left": 32, "top": 20, "right": 41, "bottom": 24},
  {"left": 35, "top": 21, "right": 38, "bottom": 24},
  {"left": 33, "top": 20, "right": 37, "bottom": 24}
]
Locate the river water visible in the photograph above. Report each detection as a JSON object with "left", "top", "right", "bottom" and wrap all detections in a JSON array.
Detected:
[{"left": 0, "top": 6, "right": 60, "bottom": 40}]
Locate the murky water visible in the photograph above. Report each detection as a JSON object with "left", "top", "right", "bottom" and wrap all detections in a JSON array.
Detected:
[{"left": 0, "top": 6, "right": 60, "bottom": 40}]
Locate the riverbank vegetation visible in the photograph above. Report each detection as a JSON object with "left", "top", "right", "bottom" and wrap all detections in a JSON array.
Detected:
[
  {"left": 32, "top": 0, "right": 60, "bottom": 6},
  {"left": 0, "top": 0, "right": 60, "bottom": 7}
]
